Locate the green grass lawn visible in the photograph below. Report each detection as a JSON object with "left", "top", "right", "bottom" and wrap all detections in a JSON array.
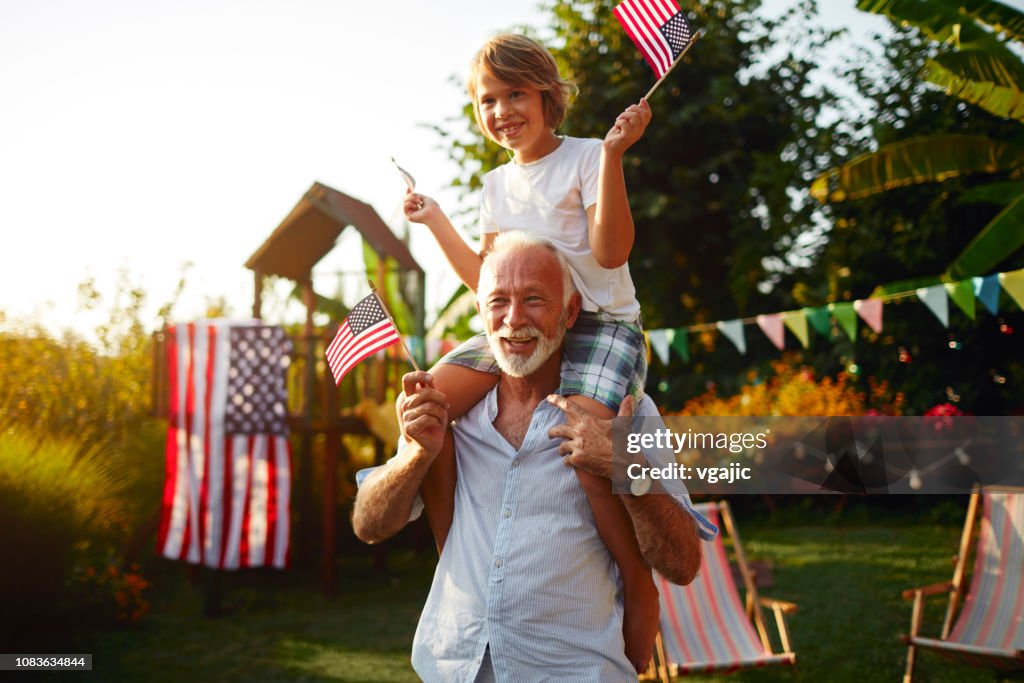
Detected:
[{"left": 38, "top": 522, "right": 1023, "bottom": 683}]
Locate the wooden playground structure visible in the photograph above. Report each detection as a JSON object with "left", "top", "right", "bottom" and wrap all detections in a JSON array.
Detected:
[{"left": 152, "top": 182, "right": 425, "bottom": 597}]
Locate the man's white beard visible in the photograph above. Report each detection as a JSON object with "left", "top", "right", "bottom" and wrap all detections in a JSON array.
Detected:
[{"left": 487, "top": 319, "right": 566, "bottom": 378}]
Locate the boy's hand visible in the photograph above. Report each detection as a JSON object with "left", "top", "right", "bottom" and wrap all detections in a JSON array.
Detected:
[
  {"left": 397, "top": 371, "right": 449, "bottom": 458},
  {"left": 403, "top": 191, "right": 441, "bottom": 225},
  {"left": 603, "top": 99, "right": 652, "bottom": 157}
]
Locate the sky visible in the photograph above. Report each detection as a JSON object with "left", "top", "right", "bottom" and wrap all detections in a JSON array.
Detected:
[{"left": 0, "top": 0, "right": 891, "bottom": 340}]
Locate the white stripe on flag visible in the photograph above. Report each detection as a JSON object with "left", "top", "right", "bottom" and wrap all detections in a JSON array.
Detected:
[
  {"left": 248, "top": 436, "right": 270, "bottom": 567},
  {"left": 204, "top": 320, "right": 230, "bottom": 567},
  {"left": 273, "top": 435, "right": 290, "bottom": 568},
  {"left": 224, "top": 434, "right": 250, "bottom": 570}
]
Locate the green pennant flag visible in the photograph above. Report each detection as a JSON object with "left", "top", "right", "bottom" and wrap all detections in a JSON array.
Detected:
[
  {"left": 945, "top": 280, "right": 975, "bottom": 320},
  {"left": 830, "top": 302, "right": 857, "bottom": 341},
  {"left": 667, "top": 328, "right": 689, "bottom": 363},
  {"left": 805, "top": 306, "right": 831, "bottom": 338}
]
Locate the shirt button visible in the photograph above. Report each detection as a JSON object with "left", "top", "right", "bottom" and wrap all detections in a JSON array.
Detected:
[
  {"left": 511, "top": 459, "right": 520, "bottom": 467},
  {"left": 495, "top": 558, "right": 503, "bottom": 568},
  {"left": 503, "top": 509, "right": 512, "bottom": 518}
]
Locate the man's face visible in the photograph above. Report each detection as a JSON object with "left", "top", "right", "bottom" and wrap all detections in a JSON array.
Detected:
[{"left": 478, "top": 247, "right": 578, "bottom": 378}]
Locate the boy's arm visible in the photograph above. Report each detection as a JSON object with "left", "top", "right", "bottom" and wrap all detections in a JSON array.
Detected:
[
  {"left": 589, "top": 99, "right": 652, "bottom": 269},
  {"left": 405, "top": 192, "right": 484, "bottom": 291}
]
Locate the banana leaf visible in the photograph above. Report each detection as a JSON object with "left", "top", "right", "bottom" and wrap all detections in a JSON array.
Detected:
[
  {"left": 811, "top": 135, "right": 1024, "bottom": 203},
  {"left": 958, "top": 180, "right": 1024, "bottom": 205},
  {"left": 936, "top": 0, "right": 1024, "bottom": 42},
  {"left": 944, "top": 188, "right": 1024, "bottom": 279},
  {"left": 925, "top": 52, "right": 1024, "bottom": 122},
  {"left": 869, "top": 275, "right": 943, "bottom": 298},
  {"left": 856, "top": 0, "right": 995, "bottom": 44}
]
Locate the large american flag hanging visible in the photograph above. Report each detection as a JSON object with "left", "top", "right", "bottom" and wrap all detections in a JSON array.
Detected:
[
  {"left": 158, "top": 321, "right": 292, "bottom": 570},
  {"left": 614, "top": 0, "right": 693, "bottom": 79},
  {"left": 326, "top": 293, "right": 401, "bottom": 385}
]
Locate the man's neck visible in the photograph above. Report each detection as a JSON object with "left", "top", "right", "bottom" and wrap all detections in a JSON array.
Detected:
[{"left": 492, "top": 352, "right": 562, "bottom": 451}]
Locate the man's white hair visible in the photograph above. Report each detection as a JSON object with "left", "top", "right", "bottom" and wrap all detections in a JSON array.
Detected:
[{"left": 477, "top": 231, "right": 576, "bottom": 306}]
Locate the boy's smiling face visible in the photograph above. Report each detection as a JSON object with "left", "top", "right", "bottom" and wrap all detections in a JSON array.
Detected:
[{"left": 475, "top": 72, "right": 558, "bottom": 163}]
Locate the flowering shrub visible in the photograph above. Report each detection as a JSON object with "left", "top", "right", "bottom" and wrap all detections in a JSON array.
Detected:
[
  {"left": 68, "top": 559, "right": 150, "bottom": 625},
  {"left": 671, "top": 355, "right": 904, "bottom": 417},
  {"left": 922, "top": 402, "right": 972, "bottom": 434}
]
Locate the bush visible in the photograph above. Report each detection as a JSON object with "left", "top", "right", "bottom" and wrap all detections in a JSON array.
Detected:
[{"left": 0, "top": 428, "right": 148, "bottom": 646}]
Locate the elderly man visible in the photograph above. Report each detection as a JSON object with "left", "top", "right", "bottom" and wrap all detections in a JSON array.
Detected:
[{"left": 353, "top": 232, "right": 713, "bottom": 682}]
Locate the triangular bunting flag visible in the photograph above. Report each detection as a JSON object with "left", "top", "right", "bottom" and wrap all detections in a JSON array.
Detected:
[
  {"left": 669, "top": 328, "right": 689, "bottom": 363},
  {"left": 648, "top": 329, "right": 670, "bottom": 365},
  {"left": 805, "top": 306, "right": 831, "bottom": 338},
  {"left": 643, "top": 331, "right": 652, "bottom": 363},
  {"left": 716, "top": 319, "right": 747, "bottom": 355},
  {"left": 782, "top": 311, "right": 809, "bottom": 349},
  {"left": 917, "top": 285, "right": 949, "bottom": 327},
  {"left": 854, "top": 298, "right": 883, "bottom": 334},
  {"left": 945, "top": 280, "right": 975, "bottom": 320},
  {"left": 830, "top": 302, "right": 857, "bottom": 341},
  {"left": 1000, "top": 268, "right": 1024, "bottom": 310},
  {"left": 756, "top": 314, "right": 786, "bottom": 351},
  {"left": 973, "top": 275, "right": 1000, "bottom": 315}
]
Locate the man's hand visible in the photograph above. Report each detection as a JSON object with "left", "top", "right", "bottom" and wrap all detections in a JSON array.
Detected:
[
  {"left": 546, "top": 394, "right": 635, "bottom": 480},
  {"left": 399, "top": 371, "right": 449, "bottom": 458},
  {"left": 603, "top": 99, "right": 652, "bottom": 157}
]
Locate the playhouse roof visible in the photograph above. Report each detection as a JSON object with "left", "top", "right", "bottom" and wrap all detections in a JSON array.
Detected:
[{"left": 245, "top": 181, "right": 422, "bottom": 281}]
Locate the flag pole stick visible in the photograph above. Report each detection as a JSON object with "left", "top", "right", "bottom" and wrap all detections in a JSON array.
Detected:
[
  {"left": 368, "top": 279, "right": 421, "bottom": 372},
  {"left": 644, "top": 30, "right": 704, "bottom": 101}
]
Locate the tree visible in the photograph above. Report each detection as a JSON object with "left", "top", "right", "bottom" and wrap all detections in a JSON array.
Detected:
[{"left": 812, "top": 0, "right": 1024, "bottom": 282}]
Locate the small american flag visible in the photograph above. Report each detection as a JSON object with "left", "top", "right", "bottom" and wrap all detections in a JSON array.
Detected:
[
  {"left": 614, "top": 0, "right": 693, "bottom": 79},
  {"left": 326, "top": 293, "right": 401, "bottom": 385}
]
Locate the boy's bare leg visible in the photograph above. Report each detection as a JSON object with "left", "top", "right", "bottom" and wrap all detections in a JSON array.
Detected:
[
  {"left": 569, "top": 394, "right": 660, "bottom": 673},
  {"left": 416, "top": 364, "right": 499, "bottom": 553}
]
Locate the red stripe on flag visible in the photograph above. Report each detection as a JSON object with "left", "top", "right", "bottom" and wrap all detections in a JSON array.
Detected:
[
  {"left": 265, "top": 436, "right": 278, "bottom": 569},
  {"left": 218, "top": 436, "right": 234, "bottom": 569},
  {"left": 179, "top": 323, "right": 196, "bottom": 562},
  {"left": 239, "top": 436, "right": 254, "bottom": 569}
]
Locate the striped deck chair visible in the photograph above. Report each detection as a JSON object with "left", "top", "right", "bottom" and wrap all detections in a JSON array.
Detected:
[
  {"left": 901, "top": 486, "right": 1024, "bottom": 682},
  {"left": 647, "top": 500, "right": 797, "bottom": 681}
]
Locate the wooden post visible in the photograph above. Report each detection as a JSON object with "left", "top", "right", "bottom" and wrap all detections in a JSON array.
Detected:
[{"left": 252, "top": 269, "right": 263, "bottom": 319}]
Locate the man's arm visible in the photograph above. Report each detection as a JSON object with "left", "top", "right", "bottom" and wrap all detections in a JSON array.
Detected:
[
  {"left": 621, "top": 482, "right": 701, "bottom": 585},
  {"left": 547, "top": 393, "right": 703, "bottom": 585},
  {"left": 352, "top": 371, "right": 448, "bottom": 544}
]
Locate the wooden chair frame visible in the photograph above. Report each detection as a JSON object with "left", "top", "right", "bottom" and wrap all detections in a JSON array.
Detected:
[
  {"left": 901, "top": 485, "right": 1024, "bottom": 683},
  {"left": 644, "top": 500, "right": 797, "bottom": 681}
]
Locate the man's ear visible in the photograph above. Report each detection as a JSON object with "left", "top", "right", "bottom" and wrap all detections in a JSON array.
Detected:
[{"left": 564, "top": 293, "right": 582, "bottom": 329}]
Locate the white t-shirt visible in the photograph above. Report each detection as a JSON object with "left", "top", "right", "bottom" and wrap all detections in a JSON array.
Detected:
[{"left": 479, "top": 136, "right": 641, "bottom": 322}]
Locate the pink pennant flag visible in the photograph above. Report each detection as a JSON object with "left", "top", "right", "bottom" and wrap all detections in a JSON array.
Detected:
[
  {"left": 854, "top": 298, "right": 884, "bottom": 334},
  {"left": 756, "top": 313, "right": 786, "bottom": 351}
]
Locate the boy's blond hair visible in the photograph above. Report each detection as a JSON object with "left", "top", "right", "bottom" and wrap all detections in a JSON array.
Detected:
[{"left": 467, "top": 34, "right": 577, "bottom": 133}]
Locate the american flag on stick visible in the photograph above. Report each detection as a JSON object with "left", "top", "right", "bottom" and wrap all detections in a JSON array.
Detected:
[
  {"left": 614, "top": 0, "right": 698, "bottom": 97},
  {"left": 326, "top": 286, "right": 414, "bottom": 385}
]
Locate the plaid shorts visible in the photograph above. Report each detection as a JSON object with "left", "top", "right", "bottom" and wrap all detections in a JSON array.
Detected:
[{"left": 438, "top": 312, "right": 647, "bottom": 412}]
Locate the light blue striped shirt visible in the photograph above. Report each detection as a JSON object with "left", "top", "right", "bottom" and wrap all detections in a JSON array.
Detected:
[{"left": 405, "top": 365, "right": 715, "bottom": 682}]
